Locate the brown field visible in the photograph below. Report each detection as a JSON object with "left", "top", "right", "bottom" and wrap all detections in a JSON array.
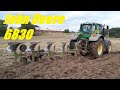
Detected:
[{"left": 0, "top": 33, "right": 120, "bottom": 79}]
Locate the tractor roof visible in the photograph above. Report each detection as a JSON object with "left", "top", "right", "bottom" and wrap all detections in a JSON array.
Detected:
[{"left": 82, "top": 22, "right": 103, "bottom": 26}]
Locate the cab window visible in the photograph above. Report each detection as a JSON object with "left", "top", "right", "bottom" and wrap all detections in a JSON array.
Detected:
[{"left": 96, "top": 24, "right": 103, "bottom": 34}]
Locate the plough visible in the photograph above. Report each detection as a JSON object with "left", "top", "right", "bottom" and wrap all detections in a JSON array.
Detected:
[{"left": 1, "top": 41, "right": 80, "bottom": 64}]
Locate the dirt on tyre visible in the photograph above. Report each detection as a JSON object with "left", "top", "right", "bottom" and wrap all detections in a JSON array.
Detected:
[{"left": 90, "top": 38, "right": 104, "bottom": 59}]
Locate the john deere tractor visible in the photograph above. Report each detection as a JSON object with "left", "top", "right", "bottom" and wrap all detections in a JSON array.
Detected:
[{"left": 69, "top": 22, "right": 112, "bottom": 59}]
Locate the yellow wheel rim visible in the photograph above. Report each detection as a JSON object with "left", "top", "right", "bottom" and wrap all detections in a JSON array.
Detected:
[{"left": 98, "top": 42, "right": 103, "bottom": 55}]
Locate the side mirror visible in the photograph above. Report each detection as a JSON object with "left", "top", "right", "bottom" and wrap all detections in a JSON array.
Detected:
[{"left": 107, "top": 26, "right": 109, "bottom": 29}]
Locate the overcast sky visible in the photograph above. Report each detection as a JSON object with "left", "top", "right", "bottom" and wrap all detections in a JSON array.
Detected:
[{"left": 0, "top": 11, "right": 120, "bottom": 31}]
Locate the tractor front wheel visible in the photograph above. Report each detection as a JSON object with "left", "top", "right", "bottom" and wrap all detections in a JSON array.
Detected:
[{"left": 105, "top": 41, "right": 112, "bottom": 53}]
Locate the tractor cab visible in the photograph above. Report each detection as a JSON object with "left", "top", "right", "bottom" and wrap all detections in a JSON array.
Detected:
[
  {"left": 79, "top": 23, "right": 95, "bottom": 34},
  {"left": 77, "top": 23, "right": 105, "bottom": 40},
  {"left": 78, "top": 23, "right": 95, "bottom": 39}
]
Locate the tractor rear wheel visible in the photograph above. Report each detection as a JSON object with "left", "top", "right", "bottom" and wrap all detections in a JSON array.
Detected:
[{"left": 90, "top": 38, "right": 104, "bottom": 59}]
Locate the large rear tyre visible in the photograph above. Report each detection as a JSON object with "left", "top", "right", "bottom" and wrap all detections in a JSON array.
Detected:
[{"left": 90, "top": 38, "right": 104, "bottom": 59}]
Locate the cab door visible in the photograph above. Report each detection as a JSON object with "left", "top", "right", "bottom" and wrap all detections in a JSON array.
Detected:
[{"left": 95, "top": 24, "right": 103, "bottom": 35}]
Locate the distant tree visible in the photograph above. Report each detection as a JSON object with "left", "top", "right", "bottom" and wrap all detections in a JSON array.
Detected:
[
  {"left": 19, "top": 21, "right": 36, "bottom": 31},
  {"left": 64, "top": 29, "right": 70, "bottom": 33},
  {"left": 71, "top": 31, "right": 75, "bottom": 33},
  {"left": 19, "top": 21, "right": 39, "bottom": 36},
  {"left": 0, "top": 19, "right": 8, "bottom": 36}
]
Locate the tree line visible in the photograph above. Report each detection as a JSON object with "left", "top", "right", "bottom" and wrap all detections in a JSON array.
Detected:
[{"left": 109, "top": 28, "right": 120, "bottom": 38}]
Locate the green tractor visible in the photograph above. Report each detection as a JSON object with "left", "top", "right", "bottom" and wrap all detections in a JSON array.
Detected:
[{"left": 69, "top": 22, "right": 112, "bottom": 59}]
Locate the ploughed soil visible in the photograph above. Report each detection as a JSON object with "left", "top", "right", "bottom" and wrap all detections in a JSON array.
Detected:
[{"left": 0, "top": 52, "right": 120, "bottom": 79}]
